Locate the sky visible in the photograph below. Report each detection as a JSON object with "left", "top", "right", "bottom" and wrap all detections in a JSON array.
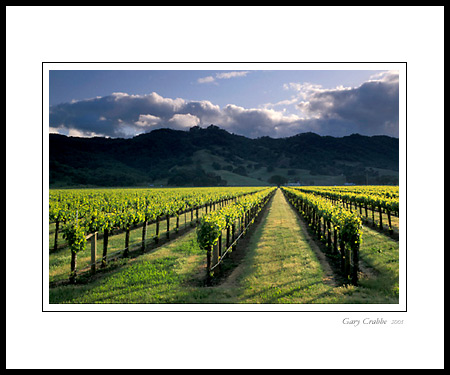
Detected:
[{"left": 49, "top": 69, "right": 399, "bottom": 139}]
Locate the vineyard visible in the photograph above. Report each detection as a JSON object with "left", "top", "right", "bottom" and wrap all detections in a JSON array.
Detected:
[
  {"left": 282, "top": 185, "right": 399, "bottom": 285},
  {"left": 49, "top": 186, "right": 273, "bottom": 282},
  {"left": 48, "top": 185, "right": 400, "bottom": 304}
]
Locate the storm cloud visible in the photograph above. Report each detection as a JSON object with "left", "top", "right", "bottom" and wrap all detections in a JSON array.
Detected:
[
  {"left": 49, "top": 71, "right": 399, "bottom": 139},
  {"left": 295, "top": 71, "right": 399, "bottom": 137}
]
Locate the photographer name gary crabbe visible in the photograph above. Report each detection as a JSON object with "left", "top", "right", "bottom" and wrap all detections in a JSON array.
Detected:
[{"left": 343, "top": 318, "right": 405, "bottom": 327}]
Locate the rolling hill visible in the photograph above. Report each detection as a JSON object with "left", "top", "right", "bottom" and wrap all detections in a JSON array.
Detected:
[{"left": 49, "top": 125, "right": 399, "bottom": 188}]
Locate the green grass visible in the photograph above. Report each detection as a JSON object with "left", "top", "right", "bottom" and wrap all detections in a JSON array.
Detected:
[
  {"left": 49, "top": 233, "right": 206, "bottom": 304},
  {"left": 360, "top": 207, "right": 400, "bottom": 233},
  {"left": 219, "top": 188, "right": 342, "bottom": 303},
  {"left": 49, "top": 207, "right": 205, "bottom": 284},
  {"left": 49, "top": 190, "right": 399, "bottom": 305},
  {"left": 357, "top": 226, "right": 400, "bottom": 298}
]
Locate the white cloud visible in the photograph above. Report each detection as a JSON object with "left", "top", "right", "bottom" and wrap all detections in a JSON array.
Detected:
[
  {"left": 67, "top": 128, "right": 103, "bottom": 138},
  {"left": 220, "top": 104, "right": 304, "bottom": 138},
  {"left": 134, "top": 114, "right": 161, "bottom": 127},
  {"left": 168, "top": 113, "right": 200, "bottom": 128},
  {"left": 197, "top": 71, "right": 249, "bottom": 84},
  {"left": 284, "top": 82, "right": 353, "bottom": 102},
  {"left": 262, "top": 97, "right": 299, "bottom": 109},
  {"left": 49, "top": 71, "right": 399, "bottom": 139},
  {"left": 215, "top": 71, "right": 249, "bottom": 79},
  {"left": 292, "top": 71, "right": 399, "bottom": 136},
  {"left": 111, "top": 92, "right": 131, "bottom": 100},
  {"left": 369, "top": 70, "right": 399, "bottom": 83},
  {"left": 197, "top": 76, "right": 216, "bottom": 84},
  {"left": 145, "top": 92, "right": 186, "bottom": 112}
]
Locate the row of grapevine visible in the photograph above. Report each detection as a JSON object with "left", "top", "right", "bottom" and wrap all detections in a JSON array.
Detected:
[
  {"left": 297, "top": 186, "right": 399, "bottom": 234},
  {"left": 196, "top": 187, "right": 276, "bottom": 282},
  {"left": 282, "top": 187, "right": 362, "bottom": 285},
  {"left": 304, "top": 185, "right": 399, "bottom": 199},
  {"left": 49, "top": 187, "right": 269, "bottom": 283}
]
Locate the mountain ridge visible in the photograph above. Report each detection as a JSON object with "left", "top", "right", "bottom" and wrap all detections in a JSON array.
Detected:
[{"left": 49, "top": 125, "right": 399, "bottom": 188}]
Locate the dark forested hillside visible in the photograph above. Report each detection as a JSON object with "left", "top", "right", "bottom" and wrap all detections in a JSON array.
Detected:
[{"left": 49, "top": 125, "right": 399, "bottom": 187}]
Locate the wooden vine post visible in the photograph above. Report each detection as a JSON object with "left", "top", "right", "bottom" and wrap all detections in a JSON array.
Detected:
[
  {"left": 387, "top": 210, "right": 393, "bottom": 234},
  {"left": 141, "top": 220, "right": 147, "bottom": 251},
  {"left": 62, "top": 213, "right": 86, "bottom": 284},
  {"left": 155, "top": 216, "right": 160, "bottom": 244},
  {"left": 231, "top": 223, "right": 236, "bottom": 251},
  {"left": 379, "top": 204, "right": 383, "bottom": 230},
  {"left": 344, "top": 243, "right": 351, "bottom": 277},
  {"left": 327, "top": 221, "right": 331, "bottom": 250},
  {"left": 333, "top": 226, "right": 338, "bottom": 254},
  {"left": 53, "top": 220, "right": 59, "bottom": 252},
  {"left": 70, "top": 248, "right": 77, "bottom": 283},
  {"left": 218, "top": 234, "right": 222, "bottom": 259},
  {"left": 336, "top": 238, "right": 344, "bottom": 274},
  {"left": 166, "top": 215, "right": 170, "bottom": 239},
  {"left": 212, "top": 241, "right": 219, "bottom": 268},
  {"left": 206, "top": 245, "right": 213, "bottom": 278},
  {"left": 90, "top": 232, "right": 97, "bottom": 275},
  {"left": 123, "top": 229, "right": 130, "bottom": 258},
  {"left": 351, "top": 241, "right": 360, "bottom": 285},
  {"left": 102, "top": 228, "right": 109, "bottom": 268}
]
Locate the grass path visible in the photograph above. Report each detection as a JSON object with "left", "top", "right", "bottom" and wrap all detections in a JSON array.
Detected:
[
  {"left": 219, "top": 188, "right": 347, "bottom": 303},
  {"left": 214, "top": 188, "right": 399, "bottom": 304}
]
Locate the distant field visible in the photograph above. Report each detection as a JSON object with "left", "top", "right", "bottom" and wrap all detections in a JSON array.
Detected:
[{"left": 156, "top": 149, "right": 350, "bottom": 186}]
